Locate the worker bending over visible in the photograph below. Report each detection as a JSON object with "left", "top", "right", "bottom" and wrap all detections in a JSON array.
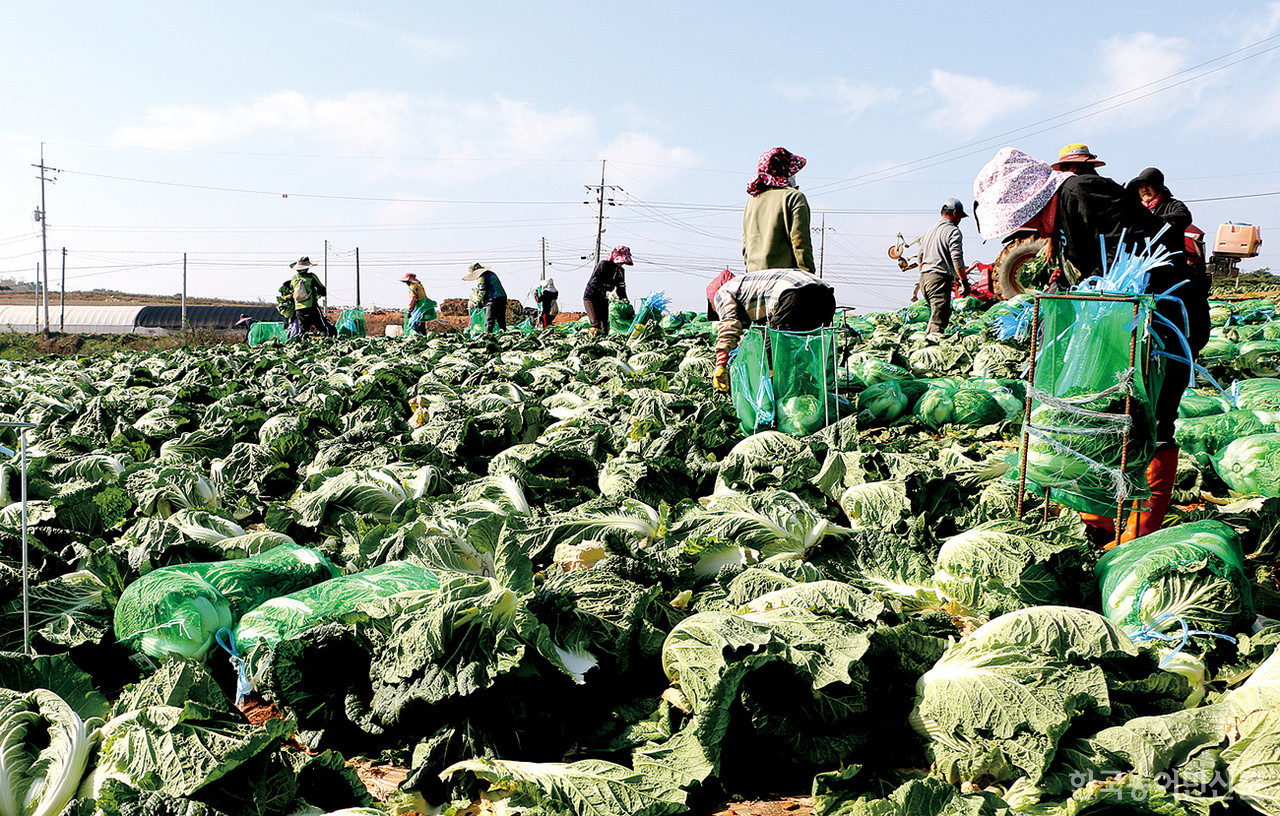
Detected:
[{"left": 708, "top": 268, "right": 835, "bottom": 392}]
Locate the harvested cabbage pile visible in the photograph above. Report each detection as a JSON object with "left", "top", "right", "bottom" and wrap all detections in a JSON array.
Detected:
[
  {"left": 1096, "top": 520, "right": 1253, "bottom": 640},
  {"left": 114, "top": 543, "right": 339, "bottom": 660}
]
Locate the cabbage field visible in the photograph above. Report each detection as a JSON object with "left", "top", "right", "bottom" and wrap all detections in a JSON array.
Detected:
[{"left": 5, "top": 291, "right": 1280, "bottom": 816}]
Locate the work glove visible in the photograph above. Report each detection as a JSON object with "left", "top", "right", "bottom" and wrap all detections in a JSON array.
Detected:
[{"left": 713, "top": 366, "right": 730, "bottom": 393}]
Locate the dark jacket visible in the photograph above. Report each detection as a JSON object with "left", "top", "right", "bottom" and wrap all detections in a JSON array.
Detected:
[
  {"left": 584, "top": 260, "right": 628, "bottom": 300},
  {"left": 1056, "top": 168, "right": 1207, "bottom": 352},
  {"left": 1054, "top": 170, "right": 1175, "bottom": 279}
]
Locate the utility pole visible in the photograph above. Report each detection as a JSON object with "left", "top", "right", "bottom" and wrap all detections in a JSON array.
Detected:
[
  {"left": 59, "top": 248, "right": 66, "bottom": 332},
  {"left": 355, "top": 247, "right": 361, "bottom": 309},
  {"left": 182, "top": 253, "right": 188, "bottom": 330},
  {"left": 541, "top": 237, "right": 547, "bottom": 282},
  {"left": 32, "top": 144, "right": 59, "bottom": 333},
  {"left": 814, "top": 214, "right": 835, "bottom": 278},
  {"left": 323, "top": 240, "right": 329, "bottom": 311},
  {"left": 583, "top": 160, "right": 622, "bottom": 264}
]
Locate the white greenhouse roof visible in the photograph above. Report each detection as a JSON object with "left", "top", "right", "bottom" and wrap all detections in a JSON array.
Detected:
[{"left": 0, "top": 305, "right": 152, "bottom": 334}]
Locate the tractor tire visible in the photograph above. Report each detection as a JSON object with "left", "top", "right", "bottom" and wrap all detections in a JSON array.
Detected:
[{"left": 992, "top": 236, "right": 1053, "bottom": 300}]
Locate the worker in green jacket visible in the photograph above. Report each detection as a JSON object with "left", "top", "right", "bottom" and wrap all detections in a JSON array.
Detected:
[
  {"left": 743, "top": 147, "right": 816, "bottom": 273},
  {"left": 282, "top": 256, "right": 332, "bottom": 337}
]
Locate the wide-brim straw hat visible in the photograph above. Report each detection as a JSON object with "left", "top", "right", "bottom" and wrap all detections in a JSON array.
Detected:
[
  {"left": 289, "top": 256, "right": 315, "bottom": 269},
  {"left": 1050, "top": 143, "right": 1106, "bottom": 171},
  {"left": 462, "top": 262, "right": 491, "bottom": 282},
  {"left": 401, "top": 273, "right": 419, "bottom": 283}
]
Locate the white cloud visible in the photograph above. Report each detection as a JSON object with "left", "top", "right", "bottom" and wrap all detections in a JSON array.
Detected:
[
  {"left": 113, "top": 90, "right": 415, "bottom": 153},
  {"left": 1091, "top": 32, "right": 1196, "bottom": 123},
  {"left": 773, "top": 78, "right": 898, "bottom": 117},
  {"left": 926, "top": 70, "right": 1038, "bottom": 134}
]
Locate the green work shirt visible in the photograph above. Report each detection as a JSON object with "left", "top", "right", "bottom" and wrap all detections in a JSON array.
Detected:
[{"left": 742, "top": 186, "right": 816, "bottom": 273}]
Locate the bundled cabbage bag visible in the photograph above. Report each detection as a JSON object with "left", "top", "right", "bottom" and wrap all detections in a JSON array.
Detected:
[
  {"left": 1012, "top": 294, "right": 1164, "bottom": 516},
  {"left": 232, "top": 560, "right": 439, "bottom": 686},
  {"left": 729, "top": 326, "right": 842, "bottom": 436},
  {"left": 1236, "top": 339, "right": 1280, "bottom": 377},
  {"left": 1177, "top": 390, "right": 1230, "bottom": 419},
  {"left": 114, "top": 543, "right": 339, "bottom": 660},
  {"left": 1234, "top": 377, "right": 1280, "bottom": 411},
  {"left": 913, "top": 385, "right": 955, "bottom": 429},
  {"left": 1096, "top": 520, "right": 1253, "bottom": 640},
  {"left": 1213, "top": 432, "right": 1280, "bottom": 496},
  {"left": 1175, "top": 409, "right": 1280, "bottom": 466},
  {"left": 247, "top": 321, "right": 287, "bottom": 346},
  {"left": 335, "top": 308, "right": 366, "bottom": 338}
]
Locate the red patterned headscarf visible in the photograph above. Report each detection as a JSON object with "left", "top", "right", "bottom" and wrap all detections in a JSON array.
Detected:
[
  {"left": 608, "top": 245, "right": 633, "bottom": 265},
  {"left": 747, "top": 148, "right": 806, "bottom": 197}
]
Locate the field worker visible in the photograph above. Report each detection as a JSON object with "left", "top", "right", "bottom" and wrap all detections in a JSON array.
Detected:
[
  {"left": 463, "top": 262, "right": 508, "bottom": 332},
  {"left": 918, "top": 198, "right": 972, "bottom": 336},
  {"left": 974, "top": 146, "right": 1205, "bottom": 543},
  {"left": 708, "top": 268, "right": 835, "bottom": 393},
  {"left": 583, "top": 245, "right": 632, "bottom": 335},
  {"left": 743, "top": 147, "right": 815, "bottom": 274},
  {"left": 706, "top": 268, "right": 734, "bottom": 320},
  {"left": 533, "top": 278, "right": 560, "bottom": 328},
  {"left": 284, "top": 256, "right": 332, "bottom": 337},
  {"left": 401, "top": 273, "right": 432, "bottom": 335}
]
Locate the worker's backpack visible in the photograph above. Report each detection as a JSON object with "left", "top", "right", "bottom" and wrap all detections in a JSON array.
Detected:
[{"left": 292, "top": 275, "right": 311, "bottom": 304}]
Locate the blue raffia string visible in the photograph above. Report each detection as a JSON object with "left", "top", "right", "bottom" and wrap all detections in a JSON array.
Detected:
[
  {"left": 1130, "top": 613, "right": 1237, "bottom": 666},
  {"left": 216, "top": 627, "right": 255, "bottom": 703}
]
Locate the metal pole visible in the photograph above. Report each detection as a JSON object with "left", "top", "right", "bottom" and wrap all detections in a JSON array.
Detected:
[
  {"left": 323, "top": 240, "right": 329, "bottom": 311},
  {"left": 59, "top": 248, "right": 66, "bottom": 332},
  {"left": 1, "top": 422, "right": 38, "bottom": 657},
  {"left": 38, "top": 144, "right": 49, "bottom": 334},
  {"left": 355, "top": 247, "right": 361, "bottom": 309},
  {"left": 1016, "top": 295, "right": 1044, "bottom": 518},
  {"left": 541, "top": 237, "right": 547, "bottom": 283},
  {"left": 182, "top": 253, "right": 188, "bottom": 330},
  {"left": 1114, "top": 301, "right": 1142, "bottom": 547},
  {"left": 42, "top": 260, "right": 49, "bottom": 334},
  {"left": 20, "top": 427, "right": 29, "bottom": 656},
  {"left": 594, "top": 160, "right": 605, "bottom": 265},
  {"left": 819, "top": 214, "right": 826, "bottom": 278}
]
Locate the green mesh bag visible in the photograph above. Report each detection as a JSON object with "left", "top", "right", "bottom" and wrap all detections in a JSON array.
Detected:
[
  {"left": 1096, "top": 520, "right": 1252, "bottom": 639},
  {"left": 233, "top": 560, "right": 439, "bottom": 688},
  {"left": 335, "top": 308, "right": 366, "bottom": 337},
  {"left": 609, "top": 299, "right": 636, "bottom": 334},
  {"left": 405, "top": 298, "right": 437, "bottom": 333},
  {"left": 729, "top": 326, "right": 842, "bottom": 436},
  {"left": 1175, "top": 409, "right": 1280, "bottom": 466},
  {"left": 468, "top": 307, "right": 486, "bottom": 336},
  {"left": 248, "top": 322, "right": 288, "bottom": 346},
  {"left": 1010, "top": 295, "right": 1164, "bottom": 517},
  {"left": 113, "top": 543, "right": 339, "bottom": 660}
]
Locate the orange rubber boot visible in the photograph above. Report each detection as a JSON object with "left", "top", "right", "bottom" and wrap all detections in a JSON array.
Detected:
[{"left": 1121, "top": 445, "right": 1181, "bottom": 543}]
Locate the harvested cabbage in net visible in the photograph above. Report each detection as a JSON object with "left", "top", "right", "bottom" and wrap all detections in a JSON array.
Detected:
[
  {"left": 1213, "top": 432, "right": 1280, "bottom": 496},
  {"left": 1175, "top": 409, "right": 1280, "bottom": 466},
  {"left": 1177, "top": 391, "right": 1231, "bottom": 419},
  {"left": 951, "top": 388, "right": 1011, "bottom": 427},
  {"left": 1096, "top": 520, "right": 1253, "bottom": 640},
  {"left": 914, "top": 387, "right": 955, "bottom": 429},
  {"left": 1234, "top": 378, "right": 1280, "bottom": 411},
  {"left": 114, "top": 543, "right": 339, "bottom": 660},
  {"left": 233, "top": 560, "right": 439, "bottom": 686}
]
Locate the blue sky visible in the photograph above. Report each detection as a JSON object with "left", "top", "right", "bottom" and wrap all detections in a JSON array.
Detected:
[{"left": 2, "top": 1, "right": 1279, "bottom": 315}]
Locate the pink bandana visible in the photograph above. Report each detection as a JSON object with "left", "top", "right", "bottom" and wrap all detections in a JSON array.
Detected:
[
  {"left": 608, "top": 245, "right": 633, "bottom": 265},
  {"left": 747, "top": 148, "right": 806, "bottom": 197},
  {"left": 972, "top": 147, "right": 1072, "bottom": 240}
]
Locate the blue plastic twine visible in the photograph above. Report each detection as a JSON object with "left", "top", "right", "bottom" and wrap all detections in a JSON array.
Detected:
[
  {"left": 216, "top": 627, "right": 255, "bottom": 703},
  {"left": 1131, "top": 613, "right": 1237, "bottom": 666}
]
